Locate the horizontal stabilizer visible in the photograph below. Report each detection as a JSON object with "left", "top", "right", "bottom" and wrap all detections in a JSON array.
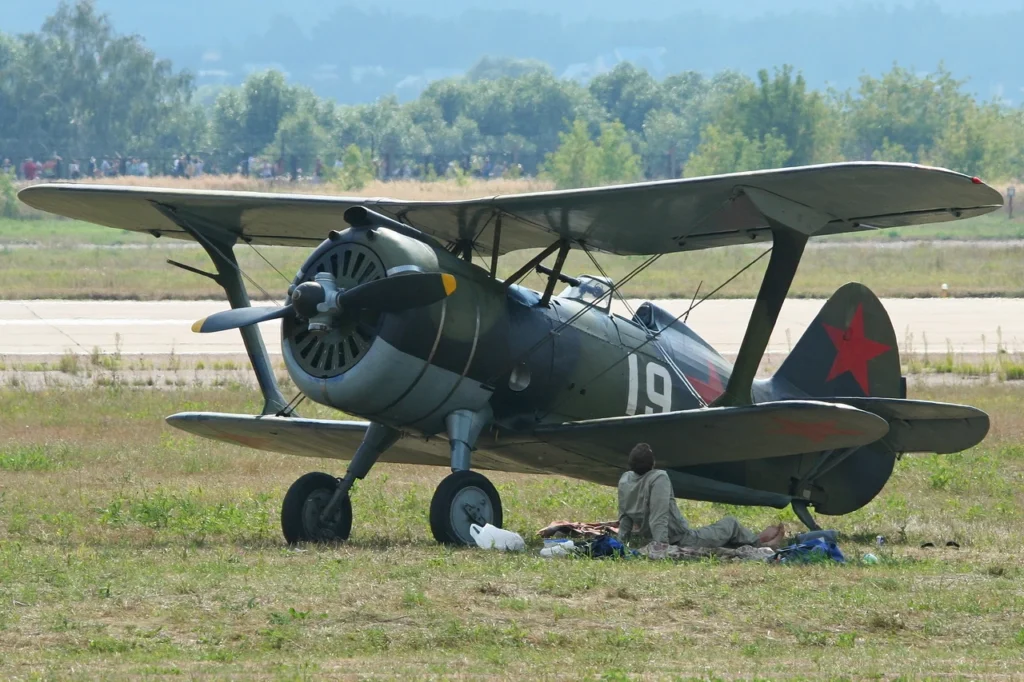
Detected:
[
  {"left": 534, "top": 401, "right": 890, "bottom": 468},
  {"left": 820, "top": 397, "right": 989, "bottom": 454}
]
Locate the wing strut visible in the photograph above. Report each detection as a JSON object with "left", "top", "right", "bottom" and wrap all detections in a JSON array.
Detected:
[
  {"left": 489, "top": 214, "right": 502, "bottom": 278},
  {"left": 539, "top": 241, "right": 572, "bottom": 307},
  {"left": 713, "top": 223, "right": 807, "bottom": 407},
  {"left": 151, "top": 203, "right": 288, "bottom": 416},
  {"left": 502, "top": 240, "right": 563, "bottom": 289}
]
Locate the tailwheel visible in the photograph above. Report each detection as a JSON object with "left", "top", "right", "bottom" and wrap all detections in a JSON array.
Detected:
[
  {"left": 282, "top": 472, "right": 353, "bottom": 544},
  {"left": 791, "top": 499, "right": 822, "bottom": 531},
  {"left": 429, "top": 470, "right": 503, "bottom": 545}
]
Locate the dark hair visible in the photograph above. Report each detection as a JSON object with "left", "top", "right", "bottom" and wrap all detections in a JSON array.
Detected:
[{"left": 628, "top": 443, "right": 655, "bottom": 475}]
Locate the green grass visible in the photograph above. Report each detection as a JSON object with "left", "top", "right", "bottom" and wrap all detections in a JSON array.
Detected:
[
  {"left": 4, "top": 211, "right": 1024, "bottom": 300},
  {"left": 4, "top": 236, "right": 1024, "bottom": 300},
  {"left": 820, "top": 210, "right": 1024, "bottom": 241},
  {"left": 0, "top": 218, "right": 153, "bottom": 246},
  {"left": 0, "top": 382, "right": 1023, "bottom": 677}
]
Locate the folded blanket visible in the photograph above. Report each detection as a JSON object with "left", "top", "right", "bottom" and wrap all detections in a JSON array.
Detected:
[
  {"left": 640, "top": 542, "right": 775, "bottom": 562},
  {"left": 536, "top": 520, "right": 619, "bottom": 539}
]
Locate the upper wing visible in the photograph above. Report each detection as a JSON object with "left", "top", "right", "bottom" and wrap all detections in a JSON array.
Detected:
[
  {"left": 18, "top": 162, "right": 1001, "bottom": 256},
  {"left": 166, "top": 412, "right": 547, "bottom": 474},
  {"left": 531, "top": 400, "right": 890, "bottom": 470}
]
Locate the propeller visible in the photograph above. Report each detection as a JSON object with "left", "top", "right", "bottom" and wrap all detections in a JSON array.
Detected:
[{"left": 192, "top": 272, "right": 457, "bottom": 334}]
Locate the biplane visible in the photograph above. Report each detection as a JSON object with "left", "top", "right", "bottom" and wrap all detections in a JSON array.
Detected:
[{"left": 19, "top": 162, "right": 1000, "bottom": 545}]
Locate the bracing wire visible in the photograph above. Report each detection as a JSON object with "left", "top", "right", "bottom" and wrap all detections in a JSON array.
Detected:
[
  {"left": 580, "top": 245, "right": 640, "bottom": 320},
  {"left": 275, "top": 392, "right": 307, "bottom": 417},
  {"left": 484, "top": 249, "right": 664, "bottom": 386},
  {"left": 246, "top": 240, "right": 292, "bottom": 285},
  {"left": 580, "top": 243, "right": 700, "bottom": 400},
  {"left": 186, "top": 227, "right": 282, "bottom": 304},
  {"left": 543, "top": 246, "right": 773, "bottom": 414}
]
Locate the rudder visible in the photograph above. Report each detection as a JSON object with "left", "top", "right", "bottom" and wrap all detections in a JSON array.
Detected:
[
  {"left": 764, "top": 282, "right": 902, "bottom": 516},
  {"left": 772, "top": 282, "right": 901, "bottom": 400}
]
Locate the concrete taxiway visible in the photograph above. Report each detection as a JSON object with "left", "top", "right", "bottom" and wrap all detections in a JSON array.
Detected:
[{"left": 1, "top": 298, "right": 1021, "bottom": 357}]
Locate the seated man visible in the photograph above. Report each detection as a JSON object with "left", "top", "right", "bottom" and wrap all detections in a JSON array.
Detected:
[{"left": 617, "top": 443, "right": 785, "bottom": 549}]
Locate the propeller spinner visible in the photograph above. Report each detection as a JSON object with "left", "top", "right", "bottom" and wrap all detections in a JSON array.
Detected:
[{"left": 192, "top": 271, "right": 457, "bottom": 334}]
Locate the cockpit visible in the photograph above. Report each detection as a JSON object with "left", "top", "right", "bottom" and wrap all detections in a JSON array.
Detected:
[{"left": 556, "top": 275, "right": 613, "bottom": 313}]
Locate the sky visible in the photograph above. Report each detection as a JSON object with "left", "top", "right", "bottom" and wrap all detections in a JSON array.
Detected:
[
  {"left": 10, "top": 0, "right": 1021, "bottom": 36},
  {"left": 8, "top": 1, "right": 1023, "bottom": 104}
]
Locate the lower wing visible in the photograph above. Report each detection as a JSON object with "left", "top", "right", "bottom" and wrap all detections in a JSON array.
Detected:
[
  {"left": 531, "top": 400, "right": 890, "bottom": 469},
  {"left": 165, "top": 412, "right": 546, "bottom": 474},
  {"left": 167, "top": 401, "right": 896, "bottom": 484}
]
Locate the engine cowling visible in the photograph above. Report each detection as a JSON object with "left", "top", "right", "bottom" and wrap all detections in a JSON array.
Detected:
[{"left": 281, "top": 227, "right": 506, "bottom": 436}]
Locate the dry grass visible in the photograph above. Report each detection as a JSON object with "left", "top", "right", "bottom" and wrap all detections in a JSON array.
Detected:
[
  {"left": 18, "top": 175, "right": 554, "bottom": 200},
  {"left": 0, "top": 382, "right": 1023, "bottom": 677},
  {"left": 10, "top": 176, "right": 553, "bottom": 222},
  {"left": 3, "top": 238, "right": 1024, "bottom": 301}
]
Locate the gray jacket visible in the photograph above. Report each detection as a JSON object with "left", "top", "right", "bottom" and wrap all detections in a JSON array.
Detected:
[{"left": 617, "top": 469, "right": 689, "bottom": 545}]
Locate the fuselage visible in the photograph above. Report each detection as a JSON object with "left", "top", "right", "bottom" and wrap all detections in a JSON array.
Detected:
[{"left": 281, "top": 226, "right": 734, "bottom": 447}]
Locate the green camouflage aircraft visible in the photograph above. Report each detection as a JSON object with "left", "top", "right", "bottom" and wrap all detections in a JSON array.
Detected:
[{"left": 19, "top": 162, "right": 1001, "bottom": 545}]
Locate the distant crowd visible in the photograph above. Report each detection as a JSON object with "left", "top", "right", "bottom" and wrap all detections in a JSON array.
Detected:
[{"left": 1, "top": 154, "right": 211, "bottom": 181}]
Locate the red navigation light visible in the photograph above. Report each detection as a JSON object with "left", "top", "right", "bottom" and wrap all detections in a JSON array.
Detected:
[{"left": 971, "top": 176, "right": 982, "bottom": 184}]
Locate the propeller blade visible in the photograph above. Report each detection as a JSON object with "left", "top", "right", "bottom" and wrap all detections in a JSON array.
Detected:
[
  {"left": 339, "top": 273, "right": 456, "bottom": 313},
  {"left": 192, "top": 305, "right": 293, "bottom": 333}
]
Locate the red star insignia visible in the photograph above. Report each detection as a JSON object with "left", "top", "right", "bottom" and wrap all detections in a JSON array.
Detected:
[
  {"left": 687, "top": 360, "right": 724, "bottom": 404},
  {"left": 769, "top": 417, "right": 862, "bottom": 444},
  {"left": 822, "top": 304, "right": 892, "bottom": 394}
]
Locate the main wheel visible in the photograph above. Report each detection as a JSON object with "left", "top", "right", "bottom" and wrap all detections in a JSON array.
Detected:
[
  {"left": 429, "top": 470, "right": 503, "bottom": 545},
  {"left": 281, "top": 472, "right": 353, "bottom": 544}
]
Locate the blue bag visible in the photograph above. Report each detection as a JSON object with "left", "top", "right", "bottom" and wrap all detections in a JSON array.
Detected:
[
  {"left": 581, "top": 534, "right": 638, "bottom": 558},
  {"left": 771, "top": 537, "right": 845, "bottom": 564}
]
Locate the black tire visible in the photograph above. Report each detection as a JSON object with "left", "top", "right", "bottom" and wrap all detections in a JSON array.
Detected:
[
  {"left": 281, "top": 472, "right": 352, "bottom": 545},
  {"left": 429, "top": 470, "right": 503, "bottom": 545}
]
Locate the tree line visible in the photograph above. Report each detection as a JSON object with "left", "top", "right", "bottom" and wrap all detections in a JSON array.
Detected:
[{"left": 2, "top": 1, "right": 1023, "bottom": 191}]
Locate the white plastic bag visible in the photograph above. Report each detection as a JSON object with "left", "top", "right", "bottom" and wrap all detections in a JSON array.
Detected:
[
  {"left": 539, "top": 540, "right": 575, "bottom": 558},
  {"left": 470, "top": 523, "right": 526, "bottom": 551}
]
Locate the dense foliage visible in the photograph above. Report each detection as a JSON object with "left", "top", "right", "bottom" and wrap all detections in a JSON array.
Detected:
[{"left": 3, "top": 2, "right": 1023, "bottom": 188}]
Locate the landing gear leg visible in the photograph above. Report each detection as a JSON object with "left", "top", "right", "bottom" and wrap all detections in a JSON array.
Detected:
[
  {"left": 791, "top": 499, "right": 822, "bottom": 531},
  {"left": 281, "top": 422, "right": 399, "bottom": 544},
  {"left": 429, "top": 407, "right": 502, "bottom": 545}
]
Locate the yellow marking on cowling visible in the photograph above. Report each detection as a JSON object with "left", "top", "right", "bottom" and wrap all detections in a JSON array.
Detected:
[
  {"left": 191, "top": 318, "right": 206, "bottom": 333},
  {"left": 442, "top": 273, "right": 457, "bottom": 296}
]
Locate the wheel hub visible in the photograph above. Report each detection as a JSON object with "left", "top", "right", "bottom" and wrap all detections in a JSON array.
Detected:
[
  {"left": 302, "top": 489, "right": 345, "bottom": 541},
  {"left": 448, "top": 485, "right": 494, "bottom": 544}
]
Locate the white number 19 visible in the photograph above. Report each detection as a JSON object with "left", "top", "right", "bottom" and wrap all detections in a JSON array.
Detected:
[{"left": 626, "top": 354, "right": 673, "bottom": 415}]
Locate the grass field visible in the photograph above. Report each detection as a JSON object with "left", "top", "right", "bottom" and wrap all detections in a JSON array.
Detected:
[
  {"left": 3, "top": 234, "right": 1024, "bottom": 300},
  {"left": 1, "top": 381, "right": 1023, "bottom": 678}
]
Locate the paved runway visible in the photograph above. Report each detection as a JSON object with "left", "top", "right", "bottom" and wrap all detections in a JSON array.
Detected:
[{"left": 1, "top": 298, "right": 1022, "bottom": 356}]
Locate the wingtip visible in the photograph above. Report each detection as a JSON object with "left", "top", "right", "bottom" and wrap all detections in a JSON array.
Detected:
[{"left": 191, "top": 318, "right": 206, "bottom": 333}]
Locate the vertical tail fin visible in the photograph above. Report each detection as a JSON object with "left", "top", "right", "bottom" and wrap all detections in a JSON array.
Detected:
[{"left": 773, "top": 282, "right": 901, "bottom": 399}]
